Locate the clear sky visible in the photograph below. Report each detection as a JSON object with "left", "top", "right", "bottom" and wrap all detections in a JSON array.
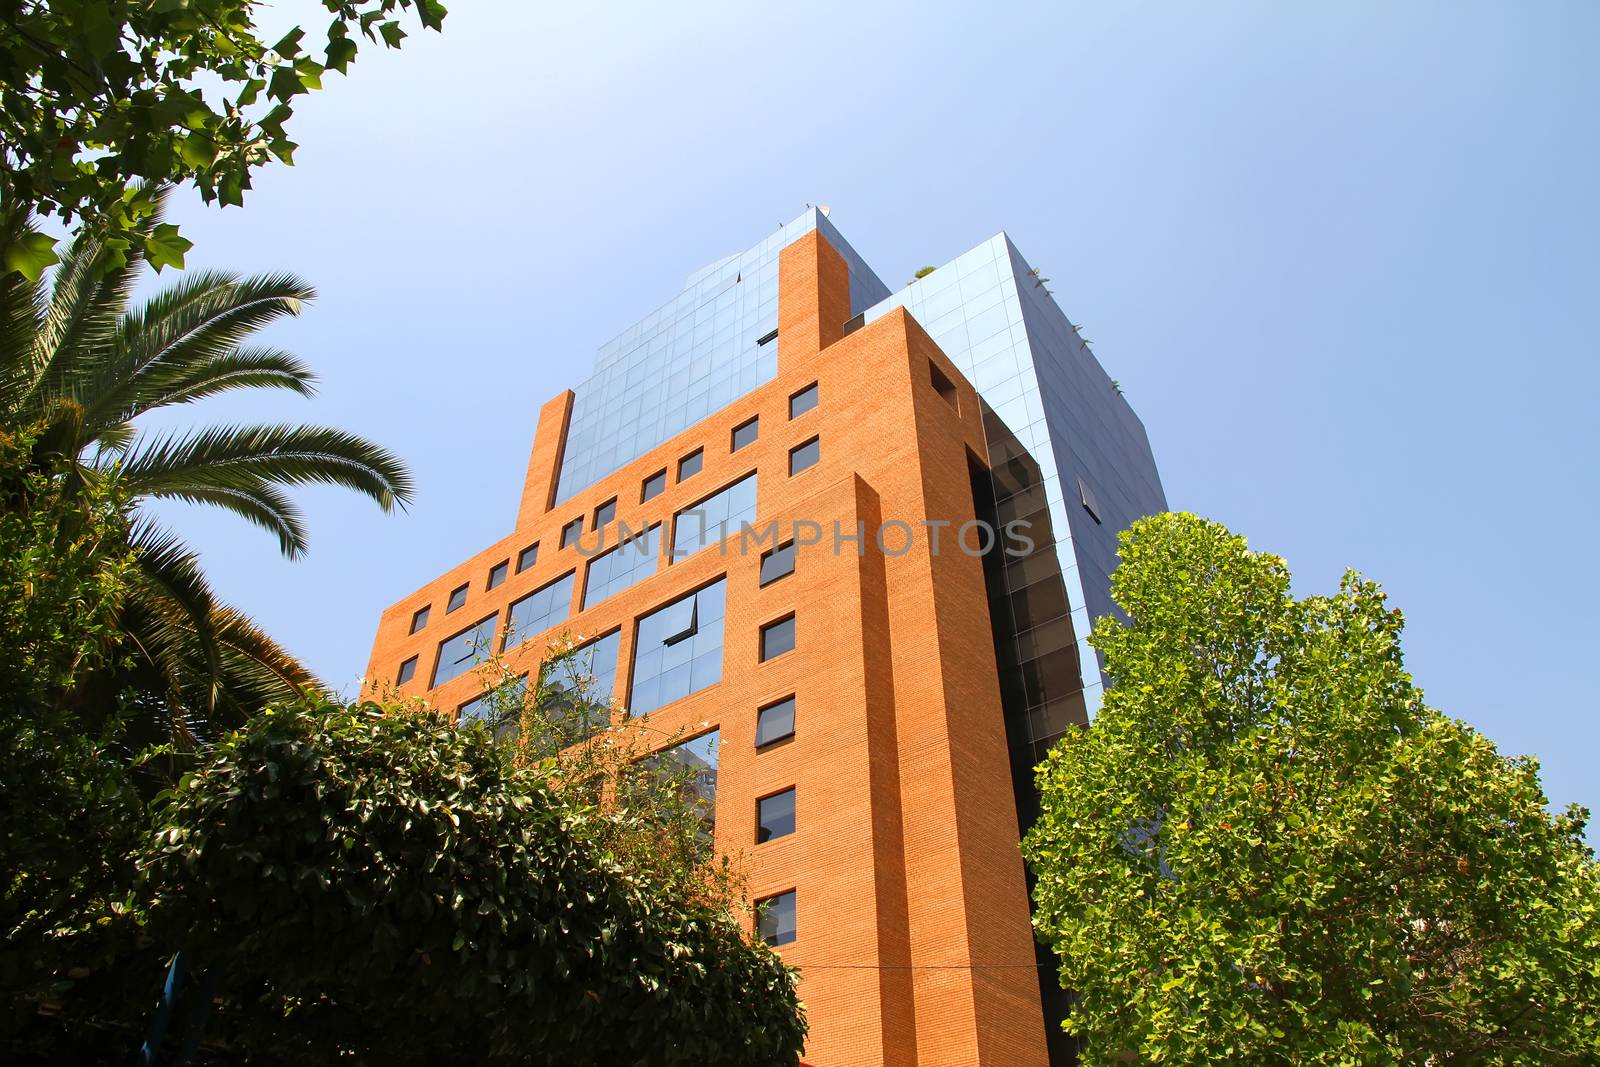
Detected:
[{"left": 145, "top": 2, "right": 1598, "bottom": 829}]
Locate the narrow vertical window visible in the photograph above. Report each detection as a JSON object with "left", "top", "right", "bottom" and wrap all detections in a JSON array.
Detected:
[
  {"left": 593, "top": 498, "right": 617, "bottom": 528},
  {"left": 446, "top": 583, "right": 469, "bottom": 613},
  {"left": 517, "top": 543, "right": 539, "bottom": 572},
  {"left": 486, "top": 560, "right": 508, "bottom": 590},
  {"left": 410, "top": 605, "right": 430, "bottom": 634},
  {"left": 760, "top": 615, "right": 796, "bottom": 661},
  {"left": 757, "top": 788, "right": 796, "bottom": 843},
  {"left": 757, "top": 890, "right": 797, "bottom": 946},
  {"left": 561, "top": 517, "right": 584, "bottom": 549},
  {"left": 396, "top": 656, "right": 417, "bottom": 686}
]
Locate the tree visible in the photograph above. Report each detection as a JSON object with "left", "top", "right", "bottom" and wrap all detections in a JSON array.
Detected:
[
  {"left": 0, "top": 0, "right": 447, "bottom": 278},
  {"left": 1024, "top": 513, "right": 1600, "bottom": 1065},
  {"left": 138, "top": 699, "right": 807, "bottom": 1065},
  {"left": 0, "top": 195, "right": 414, "bottom": 746}
]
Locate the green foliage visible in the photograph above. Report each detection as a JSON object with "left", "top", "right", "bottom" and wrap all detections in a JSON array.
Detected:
[
  {"left": 0, "top": 0, "right": 447, "bottom": 275},
  {"left": 139, "top": 699, "right": 807, "bottom": 1064},
  {"left": 1024, "top": 513, "right": 1600, "bottom": 1065}
]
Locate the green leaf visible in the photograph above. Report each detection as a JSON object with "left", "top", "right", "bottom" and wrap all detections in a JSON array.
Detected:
[
  {"left": 144, "top": 223, "right": 193, "bottom": 272},
  {"left": 4, "top": 232, "right": 60, "bottom": 281}
]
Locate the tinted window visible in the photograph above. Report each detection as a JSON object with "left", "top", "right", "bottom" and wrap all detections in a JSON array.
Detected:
[
  {"left": 431, "top": 613, "right": 498, "bottom": 688},
  {"left": 760, "top": 615, "right": 795, "bottom": 661},
  {"left": 755, "top": 696, "right": 795, "bottom": 746},
  {"left": 789, "top": 383, "right": 818, "bottom": 419},
  {"left": 757, "top": 788, "right": 795, "bottom": 843},
  {"left": 458, "top": 676, "right": 526, "bottom": 739},
  {"left": 641, "top": 469, "right": 667, "bottom": 502},
  {"left": 594, "top": 498, "right": 617, "bottom": 528},
  {"left": 640, "top": 729, "right": 719, "bottom": 834},
  {"left": 672, "top": 474, "right": 757, "bottom": 561},
  {"left": 630, "top": 580, "right": 725, "bottom": 716},
  {"left": 396, "top": 656, "right": 417, "bottom": 686},
  {"left": 517, "top": 543, "right": 539, "bottom": 572},
  {"left": 410, "top": 605, "right": 430, "bottom": 634},
  {"left": 583, "top": 524, "right": 660, "bottom": 609},
  {"left": 678, "top": 449, "right": 703, "bottom": 481},
  {"left": 560, "top": 518, "right": 584, "bottom": 549},
  {"left": 446, "top": 583, "right": 469, "bottom": 613},
  {"left": 759, "top": 541, "right": 795, "bottom": 586},
  {"left": 731, "top": 416, "right": 759, "bottom": 451},
  {"left": 487, "top": 560, "right": 508, "bottom": 590},
  {"left": 504, "top": 572, "right": 574, "bottom": 650},
  {"left": 788, "top": 437, "right": 819, "bottom": 475},
  {"left": 758, "top": 890, "right": 796, "bottom": 946}
]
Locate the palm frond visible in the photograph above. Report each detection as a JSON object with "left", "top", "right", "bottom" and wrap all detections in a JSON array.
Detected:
[
  {"left": 79, "top": 270, "right": 316, "bottom": 437},
  {"left": 140, "top": 345, "right": 318, "bottom": 410},
  {"left": 0, "top": 208, "right": 49, "bottom": 418},
  {"left": 116, "top": 423, "right": 415, "bottom": 539},
  {"left": 142, "top": 479, "right": 308, "bottom": 558}
]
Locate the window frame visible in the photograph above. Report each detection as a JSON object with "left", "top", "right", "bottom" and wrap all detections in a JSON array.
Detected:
[
  {"left": 560, "top": 517, "right": 585, "bottom": 549},
  {"left": 446, "top": 582, "right": 469, "bottom": 613},
  {"left": 641, "top": 469, "right": 667, "bottom": 503},
  {"left": 517, "top": 543, "right": 539, "bottom": 573},
  {"left": 758, "top": 541, "right": 795, "bottom": 587},
  {"left": 755, "top": 695, "right": 796, "bottom": 747},
  {"left": 731, "top": 415, "right": 759, "bottom": 452},
  {"left": 788, "top": 382, "right": 818, "bottom": 419},
  {"left": 788, "top": 437, "right": 820, "bottom": 476},
  {"left": 677, "top": 448, "right": 704, "bottom": 482},
  {"left": 395, "top": 655, "right": 417, "bottom": 686},
  {"left": 759, "top": 614, "right": 796, "bottom": 662},
  {"left": 409, "top": 605, "right": 430, "bottom": 634},
  {"left": 756, "top": 786, "right": 796, "bottom": 844},
  {"left": 486, "top": 559, "right": 509, "bottom": 591},
  {"left": 756, "top": 889, "right": 797, "bottom": 946}
]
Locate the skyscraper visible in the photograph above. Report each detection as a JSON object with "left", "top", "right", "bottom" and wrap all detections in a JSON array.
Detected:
[{"left": 364, "top": 210, "right": 1165, "bottom": 1065}]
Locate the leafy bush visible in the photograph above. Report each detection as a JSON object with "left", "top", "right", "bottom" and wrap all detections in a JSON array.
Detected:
[{"left": 140, "top": 700, "right": 806, "bottom": 1064}]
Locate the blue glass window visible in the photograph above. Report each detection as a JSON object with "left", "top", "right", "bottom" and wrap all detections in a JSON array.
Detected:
[
  {"left": 395, "top": 656, "right": 417, "bottom": 686},
  {"left": 561, "top": 518, "right": 584, "bottom": 549},
  {"left": 446, "top": 582, "right": 469, "bottom": 613},
  {"left": 755, "top": 696, "right": 795, "bottom": 746},
  {"left": 642, "top": 729, "right": 719, "bottom": 832},
  {"left": 641, "top": 469, "right": 667, "bottom": 502},
  {"left": 789, "top": 437, "right": 819, "bottom": 475},
  {"left": 731, "top": 416, "right": 759, "bottom": 451},
  {"left": 410, "top": 605, "right": 430, "bottom": 633},
  {"left": 789, "top": 382, "right": 818, "bottom": 419},
  {"left": 758, "top": 890, "right": 796, "bottom": 946},
  {"left": 458, "top": 675, "right": 526, "bottom": 738},
  {"left": 671, "top": 474, "right": 756, "bottom": 560},
  {"left": 547, "top": 630, "right": 623, "bottom": 708},
  {"left": 516, "top": 543, "right": 539, "bottom": 572},
  {"left": 583, "top": 524, "right": 660, "bottom": 610},
  {"left": 757, "top": 788, "right": 795, "bottom": 843},
  {"left": 431, "top": 613, "right": 498, "bottom": 688},
  {"left": 504, "top": 572, "right": 574, "bottom": 651},
  {"left": 487, "top": 560, "right": 508, "bottom": 590},
  {"left": 629, "top": 579, "right": 725, "bottom": 716}
]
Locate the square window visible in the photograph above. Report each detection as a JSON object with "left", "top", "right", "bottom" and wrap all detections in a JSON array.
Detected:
[
  {"left": 789, "top": 383, "right": 818, "bottom": 419},
  {"left": 788, "top": 437, "right": 819, "bottom": 476},
  {"left": 487, "top": 560, "right": 508, "bottom": 591},
  {"left": 756, "top": 696, "right": 795, "bottom": 747},
  {"left": 759, "top": 541, "right": 795, "bottom": 586},
  {"left": 410, "top": 605, "right": 430, "bottom": 634},
  {"left": 760, "top": 615, "right": 795, "bottom": 661},
  {"left": 594, "top": 498, "right": 617, "bottom": 528},
  {"left": 446, "top": 583, "right": 469, "bottom": 613},
  {"left": 678, "top": 448, "right": 703, "bottom": 481},
  {"left": 641, "top": 469, "right": 667, "bottom": 502},
  {"left": 757, "top": 890, "right": 796, "bottom": 946},
  {"left": 517, "top": 543, "right": 539, "bottom": 572},
  {"left": 561, "top": 517, "right": 584, "bottom": 549},
  {"left": 396, "top": 656, "right": 417, "bottom": 686},
  {"left": 731, "top": 416, "right": 759, "bottom": 452},
  {"left": 757, "top": 788, "right": 796, "bottom": 843}
]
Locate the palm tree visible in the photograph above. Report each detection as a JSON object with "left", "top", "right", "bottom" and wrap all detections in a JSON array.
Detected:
[{"left": 1, "top": 194, "right": 414, "bottom": 748}]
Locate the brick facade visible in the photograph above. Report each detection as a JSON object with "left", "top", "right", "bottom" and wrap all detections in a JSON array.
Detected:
[{"left": 364, "top": 231, "right": 1050, "bottom": 1066}]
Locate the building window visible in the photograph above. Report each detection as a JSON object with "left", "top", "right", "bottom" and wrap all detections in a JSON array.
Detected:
[
  {"left": 672, "top": 473, "right": 757, "bottom": 561},
  {"left": 757, "top": 788, "right": 796, "bottom": 844},
  {"left": 756, "top": 327, "right": 778, "bottom": 346},
  {"left": 446, "top": 582, "right": 469, "bottom": 613},
  {"left": 756, "top": 696, "right": 795, "bottom": 747},
  {"left": 640, "top": 729, "right": 720, "bottom": 834},
  {"left": 788, "top": 437, "right": 819, "bottom": 476},
  {"left": 409, "top": 605, "right": 430, "bottom": 634},
  {"left": 593, "top": 497, "right": 617, "bottom": 529},
  {"left": 930, "top": 360, "right": 959, "bottom": 410},
  {"left": 583, "top": 524, "right": 660, "bottom": 610},
  {"left": 641, "top": 469, "right": 667, "bottom": 502},
  {"left": 486, "top": 560, "right": 508, "bottom": 591},
  {"left": 629, "top": 579, "right": 725, "bottom": 716},
  {"left": 1078, "top": 477, "right": 1102, "bottom": 524},
  {"left": 759, "top": 541, "right": 795, "bottom": 586},
  {"left": 757, "top": 890, "right": 796, "bottom": 946},
  {"left": 458, "top": 675, "right": 526, "bottom": 740},
  {"left": 504, "top": 572, "right": 575, "bottom": 651},
  {"left": 731, "top": 416, "right": 759, "bottom": 452},
  {"left": 560, "top": 518, "right": 584, "bottom": 549},
  {"left": 431, "top": 613, "right": 498, "bottom": 688},
  {"left": 395, "top": 656, "right": 417, "bottom": 686},
  {"left": 545, "top": 630, "right": 623, "bottom": 709},
  {"left": 842, "top": 312, "right": 865, "bottom": 336},
  {"left": 760, "top": 615, "right": 795, "bottom": 662},
  {"left": 789, "top": 382, "right": 818, "bottom": 419},
  {"left": 517, "top": 543, "right": 539, "bottom": 573},
  {"left": 678, "top": 448, "right": 703, "bottom": 482}
]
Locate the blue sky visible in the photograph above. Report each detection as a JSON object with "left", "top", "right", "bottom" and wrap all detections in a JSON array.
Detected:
[{"left": 147, "top": 2, "right": 1598, "bottom": 828}]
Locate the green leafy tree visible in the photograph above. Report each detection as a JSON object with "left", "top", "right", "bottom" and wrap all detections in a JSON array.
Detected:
[
  {"left": 0, "top": 0, "right": 446, "bottom": 278},
  {"left": 1024, "top": 513, "right": 1600, "bottom": 1065},
  {"left": 138, "top": 699, "right": 807, "bottom": 1065},
  {"left": 0, "top": 195, "right": 414, "bottom": 746}
]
